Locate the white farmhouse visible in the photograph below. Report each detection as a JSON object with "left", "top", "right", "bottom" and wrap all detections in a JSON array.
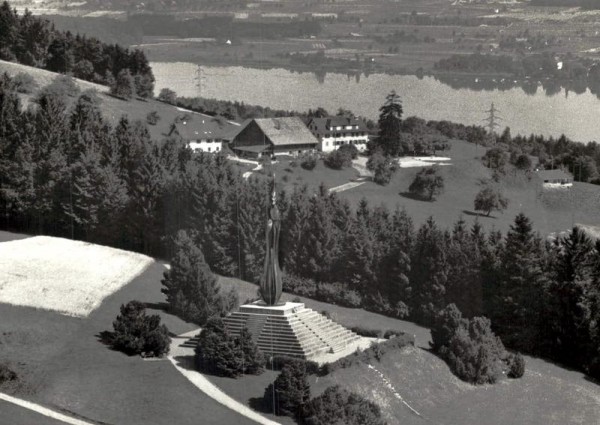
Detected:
[
  {"left": 168, "top": 116, "right": 238, "bottom": 153},
  {"left": 536, "top": 169, "right": 574, "bottom": 188},
  {"left": 306, "top": 116, "right": 370, "bottom": 153}
]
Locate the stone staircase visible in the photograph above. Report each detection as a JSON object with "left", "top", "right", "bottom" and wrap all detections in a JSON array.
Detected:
[{"left": 223, "top": 303, "right": 360, "bottom": 359}]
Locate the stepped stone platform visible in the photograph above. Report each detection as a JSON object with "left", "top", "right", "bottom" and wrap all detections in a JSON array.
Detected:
[{"left": 223, "top": 301, "right": 360, "bottom": 360}]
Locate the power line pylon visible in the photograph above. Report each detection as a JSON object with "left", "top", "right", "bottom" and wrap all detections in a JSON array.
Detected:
[{"left": 483, "top": 102, "right": 502, "bottom": 137}]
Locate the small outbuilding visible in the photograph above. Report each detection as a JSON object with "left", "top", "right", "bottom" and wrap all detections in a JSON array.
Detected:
[
  {"left": 230, "top": 117, "right": 318, "bottom": 159},
  {"left": 536, "top": 169, "right": 573, "bottom": 188}
]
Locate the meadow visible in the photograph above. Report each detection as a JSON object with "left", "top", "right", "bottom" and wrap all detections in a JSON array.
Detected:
[{"left": 0, "top": 59, "right": 224, "bottom": 141}]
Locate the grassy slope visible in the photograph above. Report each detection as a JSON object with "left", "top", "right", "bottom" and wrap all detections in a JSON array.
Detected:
[
  {"left": 0, "top": 232, "right": 254, "bottom": 425},
  {"left": 0, "top": 59, "right": 221, "bottom": 141},
  {"left": 340, "top": 140, "right": 600, "bottom": 235},
  {"left": 312, "top": 346, "right": 600, "bottom": 425},
  {"left": 210, "top": 277, "right": 600, "bottom": 425}
]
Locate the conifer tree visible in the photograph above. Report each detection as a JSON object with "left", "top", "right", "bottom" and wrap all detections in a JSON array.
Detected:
[
  {"left": 264, "top": 360, "right": 310, "bottom": 418},
  {"left": 491, "top": 213, "right": 547, "bottom": 352},
  {"left": 162, "top": 230, "right": 232, "bottom": 325},
  {"left": 546, "top": 227, "right": 594, "bottom": 365},
  {"left": 236, "top": 327, "right": 265, "bottom": 375},
  {"left": 373, "top": 90, "right": 403, "bottom": 156},
  {"left": 410, "top": 217, "right": 450, "bottom": 325},
  {"left": 195, "top": 317, "right": 242, "bottom": 377}
]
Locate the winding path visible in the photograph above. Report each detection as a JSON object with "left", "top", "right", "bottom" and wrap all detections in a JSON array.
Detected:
[
  {"left": 0, "top": 393, "right": 95, "bottom": 425},
  {"left": 168, "top": 329, "right": 280, "bottom": 425}
]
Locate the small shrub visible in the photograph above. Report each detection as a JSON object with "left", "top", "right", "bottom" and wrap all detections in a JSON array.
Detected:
[
  {"left": 282, "top": 174, "right": 290, "bottom": 182},
  {"left": 111, "top": 300, "right": 171, "bottom": 357},
  {"left": 0, "top": 364, "right": 17, "bottom": 385},
  {"left": 300, "top": 154, "right": 318, "bottom": 170},
  {"left": 367, "top": 151, "right": 397, "bottom": 185},
  {"left": 11, "top": 72, "right": 37, "bottom": 94},
  {"left": 146, "top": 111, "right": 160, "bottom": 125},
  {"left": 324, "top": 149, "right": 352, "bottom": 169},
  {"left": 350, "top": 326, "right": 381, "bottom": 338},
  {"left": 408, "top": 166, "right": 445, "bottom": 200},
  {"left": 338, "top": 143, "right": 359, "bottom": 159},
  {"left": 158, "top": 87, "right": 177, "bottom": 104},
  {"left": 507, "top": 352, "right": 525, "bottom": 378},
  {"left": 270, "top": 356, "right": 320, "bottom": 375},
  {"left": 304, "top": 385, "right": 386, "bottom": 425}
]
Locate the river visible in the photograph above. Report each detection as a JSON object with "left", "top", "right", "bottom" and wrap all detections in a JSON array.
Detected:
[{"left": 151, "top": 62, "right": 600, "bottom": 142}]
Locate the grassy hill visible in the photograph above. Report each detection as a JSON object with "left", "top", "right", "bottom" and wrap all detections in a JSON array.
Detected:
[
  {"left": 338, "top": 140, "right": 600, "bottom": 236},
  {"left": 0, "top": 59, "right": 227, "bottom": 141},
  {"left": 311, "top": 346, "right": 600, "bottom": 425},
  {"left": 1, "top": 231, "right": 599, "bottom": 425},
  {"left": 196, "top": 274, "right": 600, "bottom": 425}
]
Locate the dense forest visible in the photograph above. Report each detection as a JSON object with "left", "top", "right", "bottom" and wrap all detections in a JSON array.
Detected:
[
  {"left": 0, "top": 73, "right": 599, "bottom": 381},
  {"left": 0, "top": 2, "right": 154, "bottom": 96}
]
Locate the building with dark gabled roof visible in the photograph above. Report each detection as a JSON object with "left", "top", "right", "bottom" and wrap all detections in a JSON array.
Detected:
[
  {"left": 230, "top": 117, "right": 318, "bottom": 159},
  {"left": 168, "top": 115, "right": 239, "bottom": 153},
  {"left": 306, "top": 116, "right": 370, "bottom": 152}
]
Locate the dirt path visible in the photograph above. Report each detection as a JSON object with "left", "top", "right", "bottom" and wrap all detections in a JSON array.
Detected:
[
  {"left": 168, "top": 330, "right": 281, "bottom": 425},
  {"left": 0, "top": 394, "right": 95, "bottom": 425}
]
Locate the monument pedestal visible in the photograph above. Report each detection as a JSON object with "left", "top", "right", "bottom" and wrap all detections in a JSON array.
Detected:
[{"left": 223, "top": 301, "right": 359, "bottom": 360}]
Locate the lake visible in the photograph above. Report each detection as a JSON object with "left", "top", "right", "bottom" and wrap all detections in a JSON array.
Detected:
[{"left": 151, "top": 62, "right": 600, "bottom": 143}]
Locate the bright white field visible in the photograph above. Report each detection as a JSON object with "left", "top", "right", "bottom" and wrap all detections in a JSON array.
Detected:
[{"left": 0, "top": 236, "right": 153, "bottom": 317}]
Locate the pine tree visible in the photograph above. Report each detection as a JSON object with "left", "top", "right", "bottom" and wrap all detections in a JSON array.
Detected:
[
  {"left": 111, "top": 68, "right": 136, "bottom": 99},
  {"left": 546, "top": 227, "right": 594, "bottom": 366},
  {"left": 372, "top": 90, "right": 403, "bottom": 156},
  {"left": 492, "top": 213, "right": 547, "bottom": 352},
  {"left": 264, "top": 360, "right": 310, "bottom": 418},
  {"left": 410, "top": 217, "right": 450, "bottom": 325},
  {"left": 236, "top": 327, "right": 265, "bottom": 375},
  {"left": 162, "top": 230, "right": 229, "bottom": 325},
  {"left": 446, "top": 218, "right": 484, "bottom": 317},
  {"left": 195, "top": 317, "right": 242, "bottom": 377}
]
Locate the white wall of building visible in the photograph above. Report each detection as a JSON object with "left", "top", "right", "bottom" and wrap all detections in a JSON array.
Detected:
[
  {"left": 189, "top": 139, "right": 223, "bottom": 153},
  {"left": 319, "top": 136, "right": 368, "bottom": 153}
]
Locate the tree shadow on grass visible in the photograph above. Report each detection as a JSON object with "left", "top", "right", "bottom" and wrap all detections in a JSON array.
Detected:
[
  {"left": 143, "top": 301, "right": 169, "bottom": 312},
  {"left": 97, "top": 330, "right": 115, "bottom": 347},
  {"left": 462, "top": 210, "right": 496, "bottom": 219},
  {"left": 173, "top": 355, "right": 197, "bottom": 372},
  {"left": 249, "top": 397, "right": 273, "bottom": 415},
  {"left": 399, "top": 191, "right": 434, "bottom": 202}
]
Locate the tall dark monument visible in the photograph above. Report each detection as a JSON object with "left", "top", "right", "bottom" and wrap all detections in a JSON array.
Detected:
[
  {"left": 259, "top": 179, "right": 283, "bottom": 305},
  {"left": 223, "top": 177, "right": 359, "bottom": 359}
]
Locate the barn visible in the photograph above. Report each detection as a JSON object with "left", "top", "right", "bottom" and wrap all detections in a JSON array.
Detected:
[{"left": 230, "top": 117, "right": 318, "bottom": 159}]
